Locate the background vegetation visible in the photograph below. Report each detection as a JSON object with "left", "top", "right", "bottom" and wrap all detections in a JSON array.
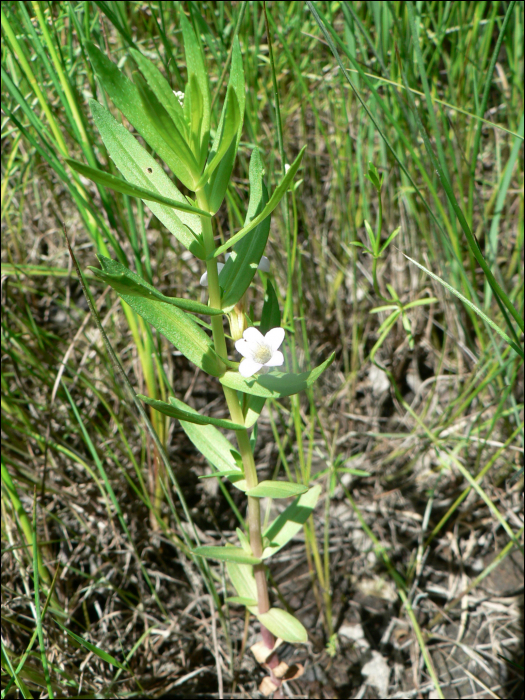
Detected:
[{"left": 2, "top": 1, "right": 523, "bottom": 697}]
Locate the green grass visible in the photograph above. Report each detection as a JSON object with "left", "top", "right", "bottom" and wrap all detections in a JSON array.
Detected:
[{"left": 2, "top": 2, "right": 523, "bottom": 698}]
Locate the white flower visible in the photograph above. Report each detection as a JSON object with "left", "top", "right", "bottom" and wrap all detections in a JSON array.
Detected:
[
  {"left": 284, "top": 163, "right": 291, "bottom": 173},
  {"left": 235, "top": 327, "right": 285, "bottom": 378},
  {"left": 200, "top": 254, "right": 270, "bottom": 286},
  {"left": 173, "top": 90, "right": 185, "bottom": 107}
]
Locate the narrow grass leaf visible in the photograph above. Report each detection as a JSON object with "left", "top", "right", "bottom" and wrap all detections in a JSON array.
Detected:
[
  {"left": 404, "top": 254, "right": 523, "bottom": 358},
  {"left": 53, "top": 620, "right": 127, "bottom": 670}
]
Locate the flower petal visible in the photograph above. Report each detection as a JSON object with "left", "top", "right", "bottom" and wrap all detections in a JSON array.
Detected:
[
  {"left": 243, "top": 326, "right": 265, "bottom": 345},
  {"left": 264, "top": 350, "right": 284, "bottom": 367},
  {"left": 200, "top": 272, "right": 208, "bottom": 287},
  {"left": 239, "top": 358, "right": 263, "bottom": 377},
  {"left": 265, "top": 327, "right": 285, "bottom": 352},
  {"left": 235, "top": 338, "right": 254, "bottom": 359}
]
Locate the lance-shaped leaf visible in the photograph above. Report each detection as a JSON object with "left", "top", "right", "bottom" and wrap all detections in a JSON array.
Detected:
[
  {"left": 226, "top": 560, "right": 258, "bottom": 614},
  {"left": 195, "top": 86, "right": 241, "bottom": 191},
  {"left": 219, "top": 148, "right": 271, "bottom": 311},
  {"left": 180, "top": 11, "right": 210, "bottom": 170},
  {"left": 246, "top": 481, "right": 308, "bottom": 499},
  {"left": 256, "top": 608, "right": 308, "bottom": 644},
  {"left": 206, "top": 37, "right": 245, "bottom": 213},
  {"left": 138, "top": 394, "right": 245, "bottom": 430},
  {"left": 90, "top": 100, "right": 205, "bottom": 258},
  {"left": 90, "top": 255, "right": 221, "bottom": 315},
  {"left": 178, "top": 410, "right": 247, "bottom": 491},
  {"left": 220, "top": 352, "right": 335, "bottom": 399},
  {"left": 244, "top": 395, "right": 266, "bottom": 429},
  {"left": 95, "top": 256, "right": 221, "bottom": 376},
  {"left": 259, "top": 279, "right": 281, "bottom": 335},
  {"left": 134, "top": 72, "right": 199, "bottom": 179},
  {"left": 86, "top": 41, "right": 197, "bottom": 190},
  {"left": 227, "top": 596, "right": 257, "bottom": 606},
  {"left": 129, "top": 47, "right": 188, "bottom": 139},
  {"left": 213, "top": 145, "right": 306, "bottom": 257},
  {"left": 193, "top": 545, "right": 261, "bottom": 565},
  {"left": 67, "top": 158, "right": 209, "bottom": 217},
  {"left": 262, "top": 485, "right": 321, "bottom": 559}
]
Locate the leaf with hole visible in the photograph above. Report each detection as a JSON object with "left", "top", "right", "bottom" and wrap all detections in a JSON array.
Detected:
[
  {"left": 89, "top": 99, "right": 205, "bottom": 258},
  {"left": 86, "top": 42, "right": 197, "bottom": 190}
]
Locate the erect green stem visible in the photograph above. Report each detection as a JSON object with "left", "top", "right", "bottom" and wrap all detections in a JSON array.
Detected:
[{"left": 196, "top": 192, "right": 274, "bottom": 646}]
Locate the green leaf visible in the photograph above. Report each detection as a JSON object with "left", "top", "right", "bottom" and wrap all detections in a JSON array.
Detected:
[
  {"left": 244, "top": 395, "right": 266, "bottom": 429},
  {"left": 226, "top": 596, "right": 257, "bottom": 607},
  {"left": 193, "top": 545, "right": 261, "bottom": 565},
  {"left": 129, "top": 47, "right": 188, "bottom": 139},
  {"left": 220, "top": 352, "right": 335, "bottom": 398},
  {"left": 226, "top": 560, "right": 258, "bottom": 614},
  {"left": 180, "top": 10, "right": 210, "bottom": 169},
  {"left": 262, "top": 485, "right": 321, "bottom": 559},
  {"left": 54, "top": 619, "right": 126, "bottom": 669},
  {"left": 67, "top": 158, "right": 209, "bottom": 216},
  {"left": 206, "top": 37, "right": 245, "bottom": 213},
  {"left": 133, "top": 71, "right": 200, "bottom": 180},
  {"left": 213, "top": 145, "right": 306, "bottom": 257},
  {"left": 219, "top": 148, "right": 271, "bottom": 310},
  {"left": 260, "top": 279, "right": 281, "bottom": 335},
  {"left": 246, "top": 480, "right": 308, "bottom": 499},
  {"left": 89, "top": 256, "right": 221, "bottom": 315},
  {"left": 195, "top": 86, "right": 240, "bottom": 190},
  {"left": 379, "top": 226, "right": 401, "bottom": 255},
  {"left": 95, "top": 256, "right": 222, "bottom": 376},
  {"left": 178, "top": 413, "right": 247, "bottom": 491},
  {"left": 89, "top": 99, "right": 205, "bottom": 258},
  {"left": 256, "top": 608, "right": 308, "bottom": 644},
  {"left": 138, "top": 394, "right": 245, "bottom": 430},
  {"left": 199, "top": 470, "right": 243, "bottom": 480},
  {"left": 86, "top": 41, "right": 197, "bottom": 190},
  {"left": 403, "top": 254, "right": 524, "bottom": 358}
]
